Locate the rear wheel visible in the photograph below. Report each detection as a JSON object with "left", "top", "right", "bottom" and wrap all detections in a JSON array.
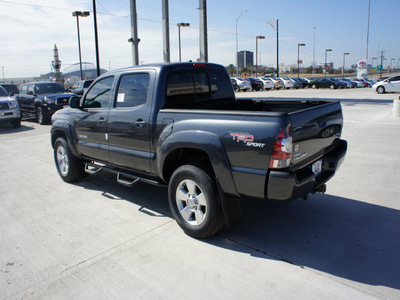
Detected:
[
  {"left": 168, "top": 164, "right": 224, "bottom": 238},
  {"left": 54, "top": 137, "right": 86, "bottom": 182},
  {"left": 312, "top": 84, "right": 317, "bottom": 89},
  {"left": 377, "top": 86, "right": 385, "bottom": 94},
  {"left": 329, "top": 84, "right": 335, "bottom": 89}
]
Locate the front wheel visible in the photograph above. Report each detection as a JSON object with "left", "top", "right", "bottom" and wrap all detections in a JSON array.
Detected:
[
  {"left": 54, "top": 137, "right": 86, "bottom": 182},
  {"left": 36, "top": 107, "right": 47, "bottom": 125},
  {"left": 329, "top": 84, "right": 335, "bottom": 89},
  {"left": 377, "top": 86, "right": 385, "bottom": 94},
  {"left": 168, "top": 164, "right": 224, "bottom": 238}
]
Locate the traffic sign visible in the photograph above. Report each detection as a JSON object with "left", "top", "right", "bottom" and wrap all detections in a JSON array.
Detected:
[
  {"left": 297, "top": 60, "right": 303, "bottom": 64},
  {"left": 377, "top": 65, "right": 382, "bottom": 71}
]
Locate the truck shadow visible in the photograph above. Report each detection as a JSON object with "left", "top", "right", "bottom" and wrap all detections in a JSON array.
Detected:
[
  {"left": 73, "top": 173, "right": 400, "bottom": 290},
  {"left": 214, "top": 194, "right": 400, "bottom": 290}
]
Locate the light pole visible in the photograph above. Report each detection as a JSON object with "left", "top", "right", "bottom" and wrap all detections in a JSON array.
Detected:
[
  {"left": 72, "top": 11, "right": 90, "bottom": 80},
  {"left": 297, "top": 43, "right": 305, "bottom": 78},
  {"left": 255, "top": 36, "right": 265, "bottom": 77},
  {"left": 236, "top": 10, "right": 247, "bottom": 77},
  {"left": 177, "top": 23, "right": 190, "bottom": 62},
  {"left": 342, "top": 52, "right": 349, "bottom": 78},
  {"left": 325, "top": 49, "right": 332, "bottom": 77},
  {"left": 312, "top": 27, "right": 317, "bottom": 73}
]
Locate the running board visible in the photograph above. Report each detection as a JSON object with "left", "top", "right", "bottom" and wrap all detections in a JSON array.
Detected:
[
  {"left": 117, "top": 174, "right": 140, "bottom": 187},
  {"left": 84, "top": 162, "right": 166, "bottom": 187}
]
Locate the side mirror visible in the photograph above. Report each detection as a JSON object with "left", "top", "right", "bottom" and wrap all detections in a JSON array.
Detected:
[{"left": 69, "top": 96, "right": 81, "bottom": 108}]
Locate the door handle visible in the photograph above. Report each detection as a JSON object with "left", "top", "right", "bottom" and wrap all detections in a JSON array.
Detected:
[
  {"left": 134, "top": 119, "right": 146, "bottom": 127},
  {"left": 98, "top": 117, "right": 106, "bottom": 125}
]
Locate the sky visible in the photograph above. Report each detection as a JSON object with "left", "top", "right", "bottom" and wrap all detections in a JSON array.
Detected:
[{"left": 0, "top": 0, "right": 399, "bottom": 78}]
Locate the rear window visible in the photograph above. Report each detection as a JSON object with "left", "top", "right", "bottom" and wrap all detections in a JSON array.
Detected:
[{"left": 165, "top": 70, "right": 234, "bottom": 107}]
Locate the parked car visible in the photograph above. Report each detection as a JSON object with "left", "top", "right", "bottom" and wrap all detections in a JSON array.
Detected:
[
  {"left": 280, "top": 78, "right": 294, "bottom": 89},
  {"left": 290, "top": 78, "right": 305, "bottom": 89},
  {"left": 372, "top": 75, "right": 400, "bottom": 94},
  {"left": 16, "top": 82, "right": 75, "bottom": 124},
  {"left": 309, "top": 78, "right": 340, "bottom": 89},
  {"left": 51, "top": 62, "right": 347, "bottom": 238},
  {"left": 330, "top": 78, "right": 347, "bottom": 89},
  {"left": 259, "top": 77, "right": 275, "bottom": 90},
  {"left": 0, "top": 86, "right": 21, "bottom": 128},
  {"left": 341, "top": 78, "right": 357, "bottom": 88},
  {"left": 270, "top": 77, "right": 285, "bottom": 90},
  {"left": 0, "top": 84, "right": 19, "bottom": 96},
  {"left": 247, "top": 78, "right": 264, "bottom": 91},
  {"left": 68, "top": 80, "right": 94, "bottom": 96},
  {"left": 231, "top": 79, "right": 240, "bottom": 92},
  {"left": 231, "top": 78, "right": 251, "bottom": 91}
]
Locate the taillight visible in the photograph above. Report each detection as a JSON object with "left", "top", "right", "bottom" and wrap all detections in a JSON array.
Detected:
[{"left": 269, "top": 125, "right": 293, "bottom": 169}]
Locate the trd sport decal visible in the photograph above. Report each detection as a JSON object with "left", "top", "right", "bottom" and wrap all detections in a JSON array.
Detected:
[{"left": 230, "top": 133, "right": 265, "bottom": 148}]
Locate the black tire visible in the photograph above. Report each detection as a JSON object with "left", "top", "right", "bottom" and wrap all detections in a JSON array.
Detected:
[
  {"left": 54, "top": 137, "right": 86, "bottom": 182},
  {"left": 377, "top": 86, "right": 385, "bottom": 94},
  {"left": 11, "top": 118, "right": 21, "bottom": 128},
  {"left": 168, "top": 164, "right": 224, "bottom": 238},
  {"left": 36, "top": 107, "right": 47, "bottom": 125}
]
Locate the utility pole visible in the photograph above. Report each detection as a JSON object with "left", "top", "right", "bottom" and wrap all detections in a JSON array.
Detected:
[
  {"left": 162, "top": 0, "right": 170, "bottom": 62},
  {"left": 199, "top": 0, "right": 208, "bottom": 62},
  {"left": 92, "top": 0, "right": 101, "bottom": 76},
  {"left": 379, "top": 50, "right": 385, "bottom": 78},
  {"left": 268, "top": 19, "right": 279, "bottom": 77},
  {"left": 129, "top": 0, "right": 139, "bottom": 66}
]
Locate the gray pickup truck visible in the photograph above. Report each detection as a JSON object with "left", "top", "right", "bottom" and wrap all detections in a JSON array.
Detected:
[{"left": 51, "top": 62, "right": 347, "bottom": 238}]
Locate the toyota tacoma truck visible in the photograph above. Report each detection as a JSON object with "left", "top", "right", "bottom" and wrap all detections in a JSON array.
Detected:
[
  {"left": 51, "top": 62, "right": 347, "bottom": 238},
  {"left": 17, "top": 82, "right": 74, "bottom": 124}
]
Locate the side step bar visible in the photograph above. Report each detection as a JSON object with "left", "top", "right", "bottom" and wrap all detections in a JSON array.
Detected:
[{"left": 84, "top": 162, "right": 166, "bottom": 187}]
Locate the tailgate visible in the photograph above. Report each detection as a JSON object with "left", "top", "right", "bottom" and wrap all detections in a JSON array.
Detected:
[{"left": 289, "top": 101, "right": 343, "bottom": 171}]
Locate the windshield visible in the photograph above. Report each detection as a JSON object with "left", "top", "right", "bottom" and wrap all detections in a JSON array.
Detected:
[
  {"left": 34, "top": 83, "right": 64, "bottom": 94},
  {"left": 0, "top": 87, "right": 8, "bottom": 96}
]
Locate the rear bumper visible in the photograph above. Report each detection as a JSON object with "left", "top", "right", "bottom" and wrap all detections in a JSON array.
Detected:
[{"left": 266, "top": 139, "right": 347, "bottom": 201}]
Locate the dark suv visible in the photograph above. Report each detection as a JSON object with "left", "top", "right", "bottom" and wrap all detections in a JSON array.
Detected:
[{"left": 17, "top": 82, "right": 75, "bottom": 124}]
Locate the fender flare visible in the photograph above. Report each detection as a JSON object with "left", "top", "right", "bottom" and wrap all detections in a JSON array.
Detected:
[{"left": 158, "top": 130, "right": 242, "bottom": 227}]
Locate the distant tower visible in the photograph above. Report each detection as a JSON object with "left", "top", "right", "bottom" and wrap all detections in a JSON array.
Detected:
[{"left": 52, "top": 44, "right": 63, "bottom": 85}]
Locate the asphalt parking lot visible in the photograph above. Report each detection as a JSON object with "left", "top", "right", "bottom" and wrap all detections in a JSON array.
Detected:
[{"left": 1, "top": 88, "right": 399, "bottom": 299}]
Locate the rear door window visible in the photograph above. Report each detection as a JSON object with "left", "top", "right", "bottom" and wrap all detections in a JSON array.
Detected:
[{"left": 114, "top": 73, "right": 150, "bottom": 108}]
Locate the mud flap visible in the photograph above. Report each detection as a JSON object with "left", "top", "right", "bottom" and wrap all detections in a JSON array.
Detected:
[{"left": 216, "top": 178, "right": 242, "bottom": 228}]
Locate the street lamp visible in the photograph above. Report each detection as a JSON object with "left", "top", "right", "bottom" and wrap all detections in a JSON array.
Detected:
[
  {"left": 255, "top": 36, "right": 265, "bottom": 77},
  {"left": 236, "top": 10, "right": 247, "bottom": 77},
  {"left": 297, "top": 43, "right": 305, "bottom": 78},
  {"left": 342, "top": 52, "right": 349, "bottom": 78},
  {"left": 325, "top": 49, "right": 332, "bottom": 77},
  {"left": 72, "top": 11, "right": 90, "bottom": 80},
  {"left": 177, "top": 23, "right": 190, "bottom": 62}
]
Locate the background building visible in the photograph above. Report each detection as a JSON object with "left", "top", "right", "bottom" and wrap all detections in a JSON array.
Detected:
[{"left": 237, "top": 51, "right": 254, "bottom": 69}]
